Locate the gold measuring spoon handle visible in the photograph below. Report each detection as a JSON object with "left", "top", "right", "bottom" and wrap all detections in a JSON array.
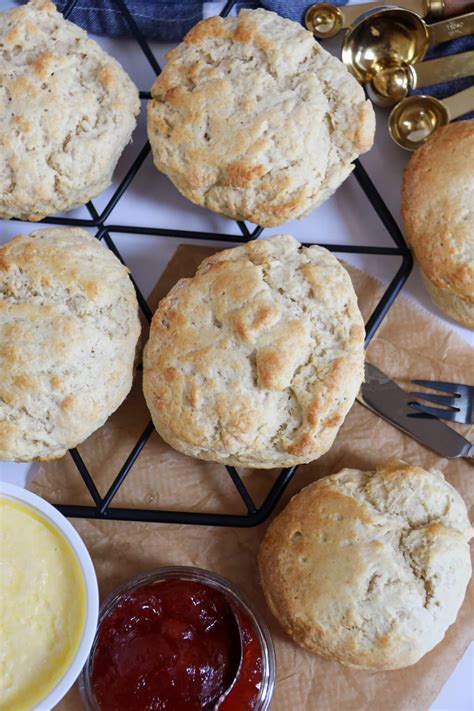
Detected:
[
  {"left": 305, "top": 0, "right": 429, "bottom": 36},
  {"left": 441, "top": 0, "right": 474, "bottom": 16},
  {"left": 304, "top": 0, "right": 472, "bottom": 37},
  {"left": 409, "top": 49, "right": 474, "bottom": 88},
  {"left": 427, "top": 10, "right": 474, "bottom": 45},
  {"left": 442, "top": 85, "right": 474, "bottom": 120}
]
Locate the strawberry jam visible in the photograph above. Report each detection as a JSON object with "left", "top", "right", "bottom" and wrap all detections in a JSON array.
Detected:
[
  {"left": 90, "top": 579, "right": 242, "bottom": 711},
  {"left": 219, "top": 606, "right": 264, "bottom": 711}
]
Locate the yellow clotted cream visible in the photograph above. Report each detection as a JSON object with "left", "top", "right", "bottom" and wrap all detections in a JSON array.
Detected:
[{"left": 0, "top": 497, "right": 86, "bottom": 711}]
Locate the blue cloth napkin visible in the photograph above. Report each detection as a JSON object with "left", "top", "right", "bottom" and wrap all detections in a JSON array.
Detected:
[
  {"left": 53, "top": 1, "right": 335, "bottom": 39},
  {"left": 54, "top": 0, "right": 473, "bottom": 113}
]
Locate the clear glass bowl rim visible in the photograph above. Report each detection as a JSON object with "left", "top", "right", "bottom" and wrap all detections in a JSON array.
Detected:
[{"left": 80, "top": 565, "right": 276, "bottom": 711}]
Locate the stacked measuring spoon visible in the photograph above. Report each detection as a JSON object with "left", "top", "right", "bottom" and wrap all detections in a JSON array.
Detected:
[{"left": 306, "top": 0, "right": 474, "bottom": 149}]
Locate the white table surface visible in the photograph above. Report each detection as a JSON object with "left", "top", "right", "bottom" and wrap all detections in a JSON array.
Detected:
[{"left": 0, "top": 1, "right": 472, "bottom": 708}]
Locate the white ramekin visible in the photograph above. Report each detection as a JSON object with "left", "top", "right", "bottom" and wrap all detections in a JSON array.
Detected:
[{"left": 0, "top": 481, "right": 99, "bottom": 711}]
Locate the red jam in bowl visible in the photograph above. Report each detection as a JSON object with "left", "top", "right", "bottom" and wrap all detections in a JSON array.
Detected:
[
  {"left": 220, "top": 606, "right": 263, "bottom": 711},
  {"left": 86, "top": 572, "right": 273, "bottom": 711}
]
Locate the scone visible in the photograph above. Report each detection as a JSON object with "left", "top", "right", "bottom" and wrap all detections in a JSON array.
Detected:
[
  {"left": 0, "top": 0, "right": 140, "bottom": 221},
  {"left": 147, "top": 9, "right": 375, "bottom": 227},
  {"left": 0, "top": 228, "right": 141, "bottom": 461},
  {"left": 401, "top": 120, "right": 474, "bottom": 328},
  {"left": 143, "top": 235, "right": 365, "bottom": 468},
  {"left": 258, "top": 460, "right": 473, "bottom": 670}
]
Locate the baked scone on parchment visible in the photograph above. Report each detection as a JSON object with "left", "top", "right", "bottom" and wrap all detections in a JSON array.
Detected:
[
  {"left": 0, "top": 0, "right": 140, "bottom": 221},
  {"left": 258, "top": 460, "right": 473, "bottom": 670},
  {"left": 143, "top": 235, "right": 365, "bottom": 468},
  {"left": 401, "top": 120, "right": 474, "bottom": 329},
  {"left": 147, "top": 9, "right": 375, "bottom": 227},
  {"left": 0, "top": 228, "right": 141, "bottom": 461}
]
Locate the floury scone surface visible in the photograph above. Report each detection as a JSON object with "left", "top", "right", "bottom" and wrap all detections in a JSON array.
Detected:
[
  {"left": 143, "top": 235, "right": 365, "bottom": 468},
  {"left": 148, "top": 8, "right": 375, "bottom": 227},
  {"left": 0, "top": 227, "right": 140, "bottom": 461},
  {"left": 259, "top": 460, "right": 473, "bottom": 669},
  {"left": 401, "top": 120, "right": 474, "bottom": 329},
  {"left": 0, "top": 0, "right": 139, "bottom": 220}
]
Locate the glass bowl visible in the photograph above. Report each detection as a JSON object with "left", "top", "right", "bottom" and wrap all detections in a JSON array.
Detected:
[{"left": 80, "top": 565, "right": 275, "bottom": 711}]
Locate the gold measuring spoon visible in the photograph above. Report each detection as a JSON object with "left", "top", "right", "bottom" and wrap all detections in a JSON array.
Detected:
[
  {"left": 305, "top": 0, "right": 472, "bottom": 38},
  {"left": 367, "top": 49, "right": 474, "bottom": 106},
  {"left": 341, "top": 7, "right": 474, "bottom": 82},
  {"left": 389, "top": 86, "right": 474, "bottom": 148}
]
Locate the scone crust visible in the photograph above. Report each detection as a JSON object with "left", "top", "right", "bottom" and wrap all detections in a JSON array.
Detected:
[
  {"left": 143, "top": 235, "right": 365, "bottom": 468},
  {"left": 0, "top": 227, "right": 141, "bottom": 461},
  {"left": 147, "top": 9, "right": 375, "bottom": 227},
  {"left": 423, "top": 274, "right": 474, "bottom": 329},
  {"left": 401, "top": 120, "right": 474, "bottom": 308},
  {"left": 258, "top": 460, "right": 473, "bottom": 669},
  {"left": 0, "top": 0, "right": 140, "bottom": 221}
]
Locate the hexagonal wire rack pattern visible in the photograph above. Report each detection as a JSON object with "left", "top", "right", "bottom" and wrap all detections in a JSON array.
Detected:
[{"left": 15, "top": 0, "right": 413, "bottom": 526}]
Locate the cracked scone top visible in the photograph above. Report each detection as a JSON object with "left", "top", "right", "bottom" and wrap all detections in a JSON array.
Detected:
[
  {"left": 143, "top": 235, "right": 365, "bottom": 468},
  {"left": 147, "top": 8, "right": 375, "bottom": 227},
  {"left": 0, "top": 0, "right": 139, "bottom": 221},
  {"left": 258, "top": 460, "right": 473, "bottom": 670},
  {"left": 0, "top": 227, "right": 141, "bottom": 461}
]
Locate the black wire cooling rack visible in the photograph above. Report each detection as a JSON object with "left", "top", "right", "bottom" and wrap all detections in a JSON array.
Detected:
[{"left": 17, "top": 0, "right": 413, "bottom": 527}]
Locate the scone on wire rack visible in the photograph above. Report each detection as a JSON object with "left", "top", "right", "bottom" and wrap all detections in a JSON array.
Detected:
[
  {"left": 147, "top": 9, "right": 375, "bottom": 227},
  {"left": 401, "top": 119, "right": 474, "bottom": 329},
  {"left": 0, "top": 0, "right": 140, "bottom": 221},
  {"left": 258, "top": 459, "right": 473, "bottom": 670},
  {"left": 143, "top": 235, "right": 365, "bottom": 469},
  {"left": 0, "top": 228, "right": 141, "bottom": 461}
]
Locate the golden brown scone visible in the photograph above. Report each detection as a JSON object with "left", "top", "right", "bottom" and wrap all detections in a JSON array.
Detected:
[
  {"left": 0, "top": 228, "right": 141, "bottom": 461},
  {"left": 147, "top": 9, "right": 375, "bottom": 227},
  {"left": 401, "top": 120, "right": 474, "bottom": 328},
  {"left": 0, "top": 0, "right": 139, "bottom": 221},
  {"left": 259, "top": 460, "right": 473, "bottom": 670},
  {"left": 143, "top": 235, "right": 365, "bottom": 468}
]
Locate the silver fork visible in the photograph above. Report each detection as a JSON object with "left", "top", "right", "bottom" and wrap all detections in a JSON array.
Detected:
[{"left": 409, "top": 380, "right": 474, "bottom": 424}]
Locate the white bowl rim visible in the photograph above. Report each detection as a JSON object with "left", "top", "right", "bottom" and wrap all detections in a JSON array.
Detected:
[{"left": 0, "top": 481, "right": 99, "bottom": 711}]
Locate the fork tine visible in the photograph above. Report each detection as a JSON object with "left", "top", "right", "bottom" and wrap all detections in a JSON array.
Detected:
[
  {"left": 411, "top": 379, "right": 461, "bottom": 395},
  {"left": 410, "top": 391, "right": 459, "bottom": 408},
  {"left": 408, "top": 402, "right": 459, "bottom": 421}
]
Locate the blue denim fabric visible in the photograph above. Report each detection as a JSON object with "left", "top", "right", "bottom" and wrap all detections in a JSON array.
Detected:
[
  {"left": 414, "top": 35, "right": 474, "bottom": 102},
  {"left": 53, "top": 0, "right": 348, "bottom": 39},
  {"left": 55, "top": 1, "right": 203, "bottom": 42},
  {"left": 52, "top": 1, "right": 473, "bottom": 114}
]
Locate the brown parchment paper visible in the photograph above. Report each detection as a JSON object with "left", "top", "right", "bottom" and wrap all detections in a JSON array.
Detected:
[{"left": 30, "top": 245, "right": 474, "bottom": 711}]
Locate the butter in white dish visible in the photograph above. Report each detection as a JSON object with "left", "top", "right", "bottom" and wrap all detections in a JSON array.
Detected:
[{"left": 0, "top": 497, "right": 86, "bottom": 710}]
